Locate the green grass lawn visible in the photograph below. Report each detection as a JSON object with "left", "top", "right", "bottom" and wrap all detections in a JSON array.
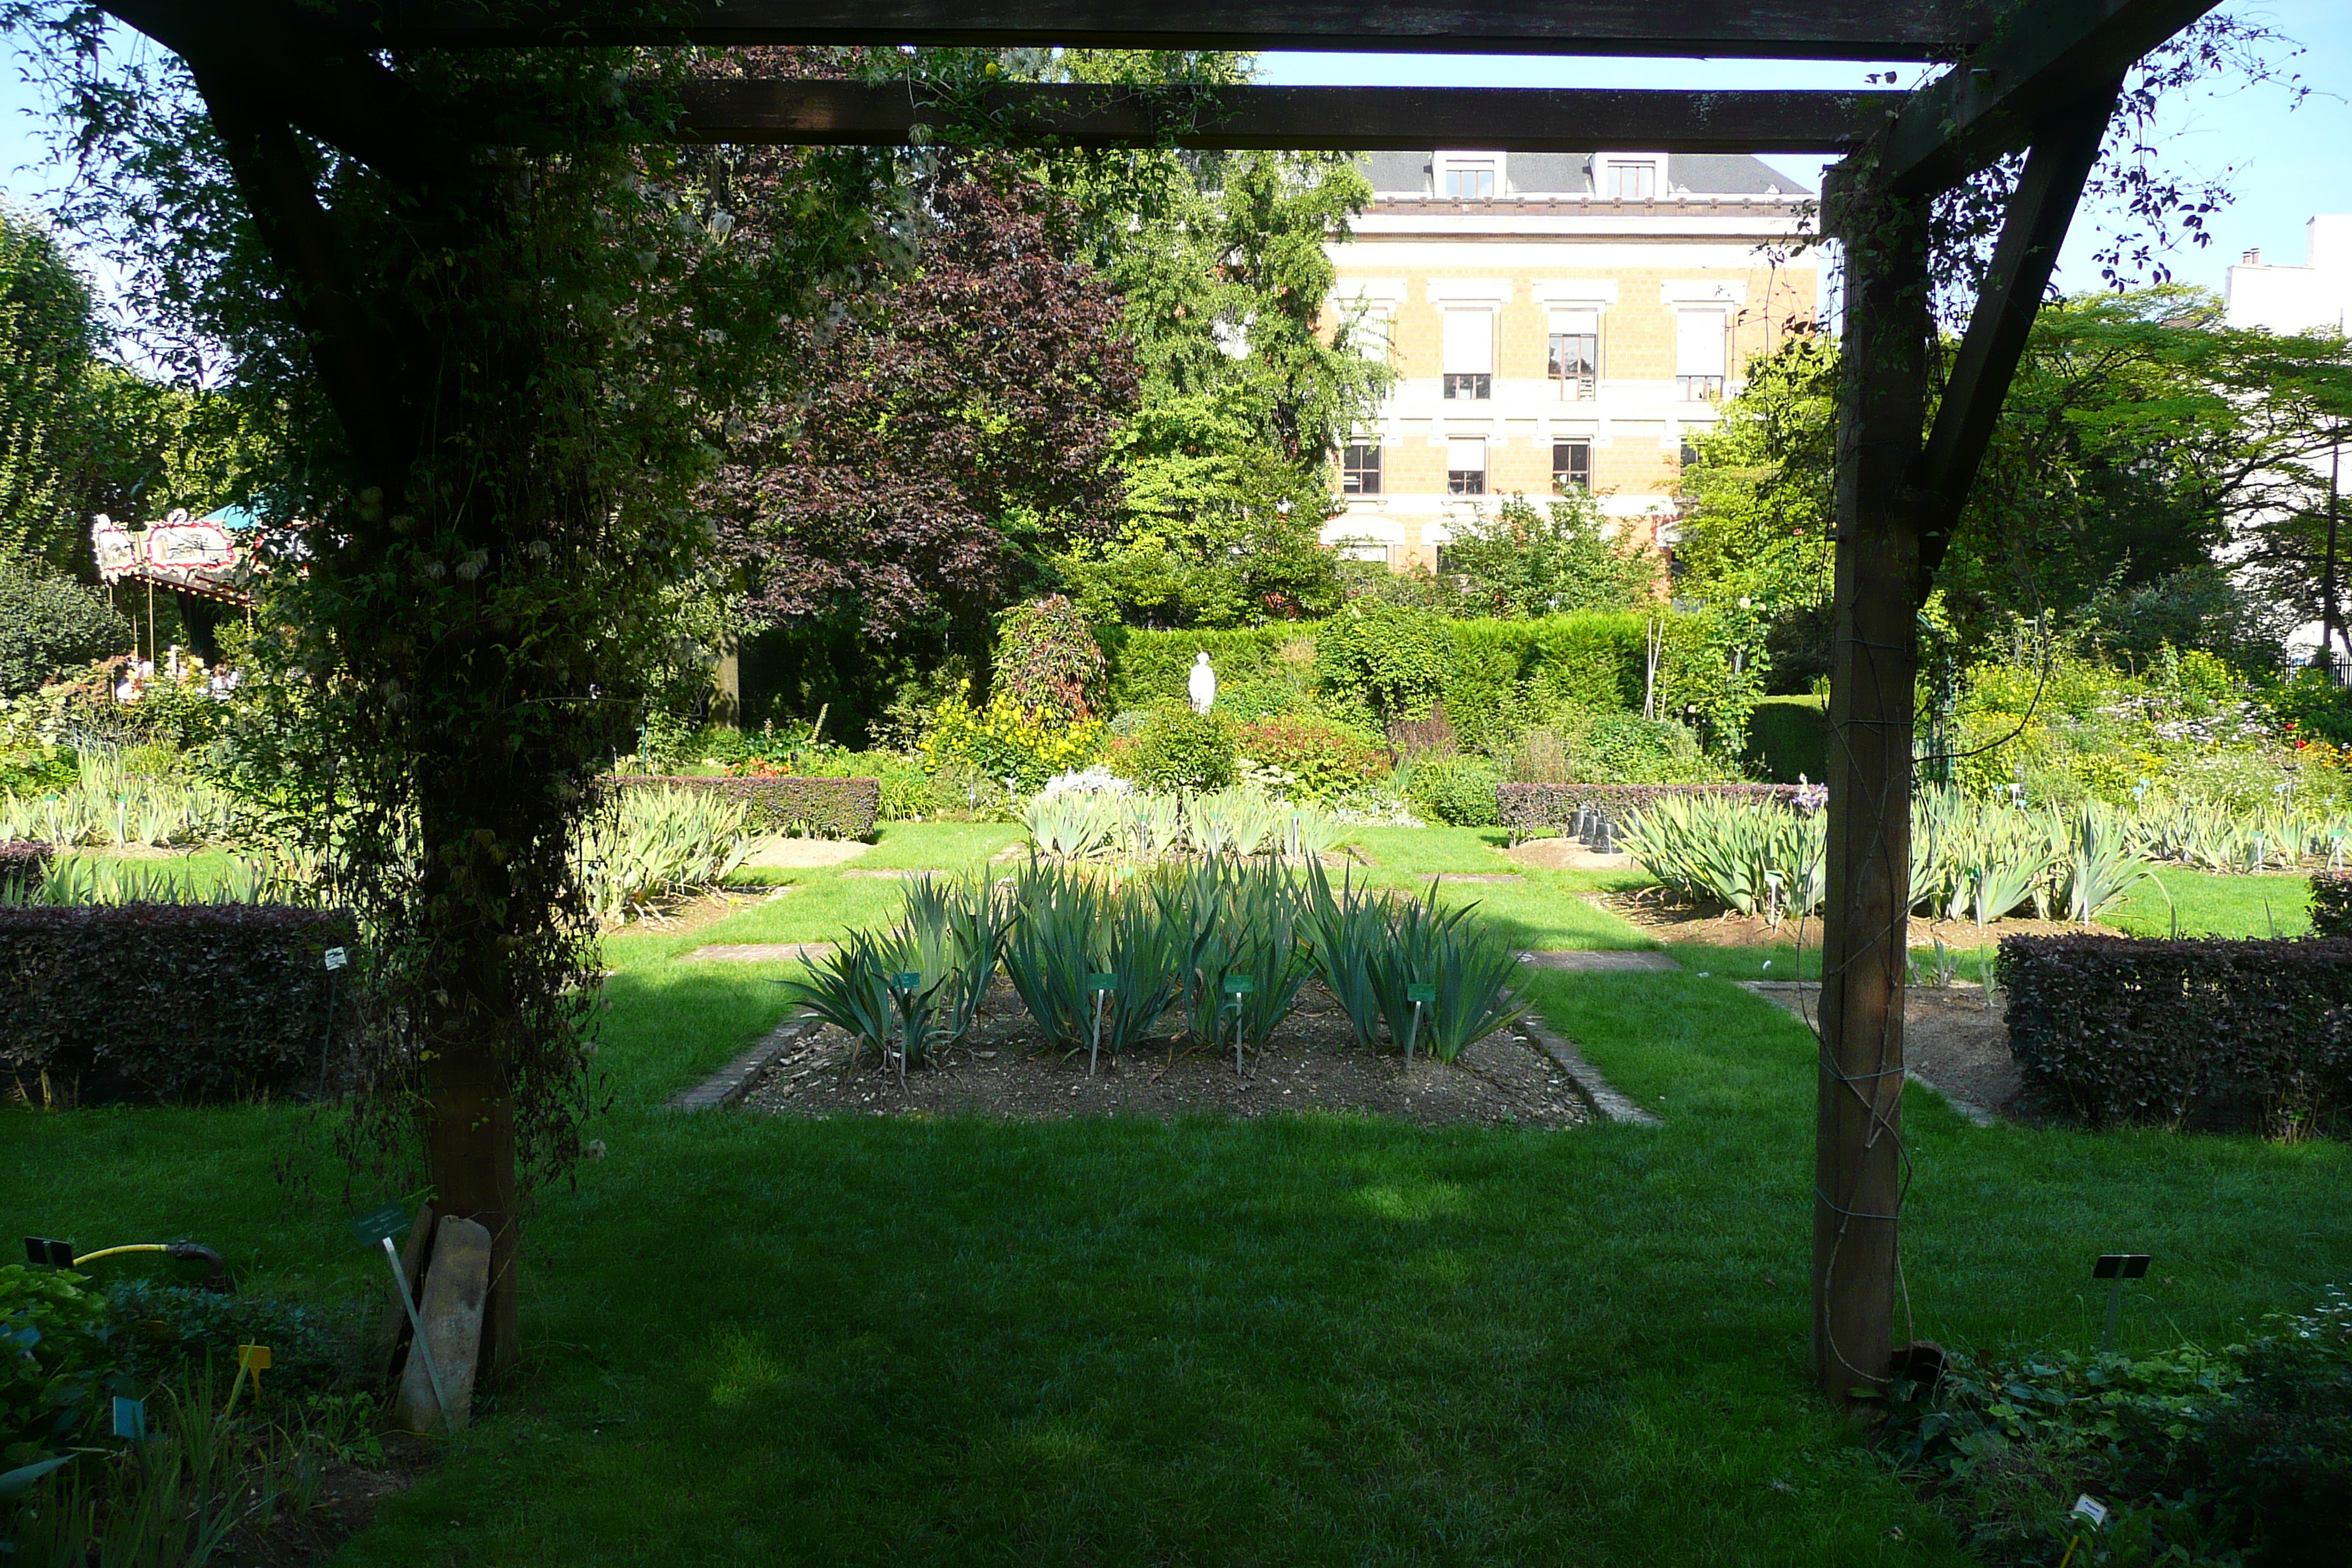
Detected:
[{"left": 4, "top": 829, "right": 2347, "bottom": 1565}]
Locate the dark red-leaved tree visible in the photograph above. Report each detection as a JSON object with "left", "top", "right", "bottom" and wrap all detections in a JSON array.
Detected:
[{"left": 711, "top": 157, "right": 1137, "bottom": 642}]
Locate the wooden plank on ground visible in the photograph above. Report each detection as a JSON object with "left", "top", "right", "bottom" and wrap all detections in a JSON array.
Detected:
[{"left": 393, "top": 1215, "right": 492, "bottom": 1434}]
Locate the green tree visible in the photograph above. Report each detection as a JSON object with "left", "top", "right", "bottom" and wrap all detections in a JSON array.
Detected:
[
  {"left": 1677, "top": 293, "right": 2352, "bottom": 680},
  {"left": 0, "top": 204, "right": 102, "bottom": 568},
  {"left": 1055, "top": 146, "right": 1392, "bottom": 627},
  {"left": 1439, "top": 491, "right": 1658, "bottom": 618},
  {"left": 0, "top": 563, "right": 127, "bottom": 696},
  {"left": 1674, "top": 330, "right": 1837, "bottom": 614}
]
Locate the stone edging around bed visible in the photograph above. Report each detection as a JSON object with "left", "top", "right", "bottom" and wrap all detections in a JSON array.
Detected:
[
  {"left": 1514, "top": 1011, "right": 1665, "bottom": 1127},
  {"left": 669, "top": 1014, "right": 825, "bottom": 1111}
]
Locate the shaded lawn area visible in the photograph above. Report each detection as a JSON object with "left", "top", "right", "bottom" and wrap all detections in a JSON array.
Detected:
[{"left": 4, "top": 831, "right": 2347, "bottom": 1565}]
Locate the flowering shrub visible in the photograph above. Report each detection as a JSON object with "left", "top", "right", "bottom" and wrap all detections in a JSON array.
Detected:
[
  {"left": 1398, "top": 753, "right": 1503, "bottom": 827},
  {"left": 1951, "top": 644, "right": 2352, "bottom": 813},
  {"left": 1039, "top": 766, "right": 1131, "bottom": 797},
  {"left": 1115, "top": 708, "right": 1236, "bottom": 794},
  {"left": 1232, "top": 715, "right": 1388, "bottom": 804},
  {"left": 921, "top": 682, "right": 1104, "bottom": 794},
  {"left": 992, "top": 595, "right": 1107, "bottom": 722}
]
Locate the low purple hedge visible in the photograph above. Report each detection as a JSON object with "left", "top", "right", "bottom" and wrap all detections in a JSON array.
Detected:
[
  {"left": 2310, "top": 870, "right": 2352, "bottom": 940},
  {"left": 2000, "top": 933, "right": 2352, "bottom": 1134},
  {"left": 608, "top": 774, "right": 879, "bottom": 840},
  {"left": 0, "top": 840, "right": 52, "bottom": 891},
  {"left": 1496, "top": 782, "right": 1810, "bottom": 843},
  {"left": 0, "top": 902, "right": 359, "bottom": 1105}
]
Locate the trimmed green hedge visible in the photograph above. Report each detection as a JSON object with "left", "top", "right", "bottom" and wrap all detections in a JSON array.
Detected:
[
  {"left": 2001, "top": 933, "right": 2352, "bottom": 1134},
  {"left": 611, "top": 774, "right": 880, "bottom": 840},
  {"left": 1106, "top": 626, "right": 1303, "bottom": 712},
  {"left": 1108, "top": 611, "right": 1746, "bottom": 753},
  {"left": 0, "top": 902, "right": 358, "bottom": 1104},
  {"left": 1744, "top": 696, "right": 1828, "bottom": 784}
]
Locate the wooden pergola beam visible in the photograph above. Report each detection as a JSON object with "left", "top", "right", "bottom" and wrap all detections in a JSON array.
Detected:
[
  {"left": 668, "top": 80, "right": 1904, "bottom": 153},
  {"left": 1879, "top": 0, "right": 2219, "bottom": 193},
  {"left": 356, "top": 0, "right": 1999, "bottom": 60},
  {"left": 1910, "top": 84, "right": 2120, "bottom": 584}
]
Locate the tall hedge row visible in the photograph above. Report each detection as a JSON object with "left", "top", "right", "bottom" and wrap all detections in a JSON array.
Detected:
[
  {"left": 1744, "top": 696, "right": 1828, "bottom": 784},
  {"left": 0, "top": 903, "right": 358, "bottom": 1105},
  {"left": 2000, "top": 933, "right": 2352, "bottom": 1134},
  {"left": 609, "top": 774, "right": 879, "bottom": 839},
  {"left": 1108, "top": 611, "right": 1740, "bottom": 749}
]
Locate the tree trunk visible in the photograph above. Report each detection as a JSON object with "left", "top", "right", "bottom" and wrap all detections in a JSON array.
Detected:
[{"left": 1813, "top": 181, "right": 1929, "bottom": 1404}]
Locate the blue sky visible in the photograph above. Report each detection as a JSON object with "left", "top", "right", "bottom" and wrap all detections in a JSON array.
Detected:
[{"left": 1, "top": 4, "right": 2344, "bottom": 310}]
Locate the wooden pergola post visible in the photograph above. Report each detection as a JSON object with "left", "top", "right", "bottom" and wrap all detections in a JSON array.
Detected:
[{"left": 1812, "top": 173, "right": 1929, "bottom": 1402}]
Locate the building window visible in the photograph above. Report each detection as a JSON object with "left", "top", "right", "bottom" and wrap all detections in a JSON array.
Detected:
[
  {"left": 1548, "top": 309, "right": 1599, "bottom": 400},
  {"left": 1348, "top": 308, "right": 1392, "bottom": 363},
  {"left": 1443, "top": 162, "right": 1496, "bottom": 199},
  {"left": 1447, "top": 437, "right": 1487, "bottom": 496},
  {"left": 1553, "top": 441, "right": 1591, "bottom": 493},
  {"left": 1603, "top": 159, "right": 1659, "bottom": 200},
  {"left": 1442, "top": 309, "right": 1493, "bottom": 402},
  {"left": 1342, "top": 442, "right": 1383, "bottom": 496},
  {"left": 1676, "top": 309, "right": 1727, "bottom": 402}
]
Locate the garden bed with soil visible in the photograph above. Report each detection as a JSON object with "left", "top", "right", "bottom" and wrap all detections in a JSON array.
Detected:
[
  {"left": 1747, "top": 981, "right": 2023, "bottom": 1121},
  {"left": 1586, "top": 887, "right": 2116, "bottom": 949},
  {"left": 742, "top": 979, "right": 1591, "bottom": 1128}
]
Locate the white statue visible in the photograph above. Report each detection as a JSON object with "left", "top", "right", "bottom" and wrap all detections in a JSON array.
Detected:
[{"left": 1187, "top": 652, "right": 1218, "bottom": 715}]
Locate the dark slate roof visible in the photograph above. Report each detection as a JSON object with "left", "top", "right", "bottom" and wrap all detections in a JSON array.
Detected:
[
  {"left": 1357, "top": 151, "right": 1810, "bottom": 198},
  {"left": 1668, "top": 154, "right": 1812, "bottom": 196}
]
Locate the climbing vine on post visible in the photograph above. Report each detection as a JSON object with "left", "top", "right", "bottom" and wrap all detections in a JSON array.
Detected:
[{"left": 3, "top": 9, "right": 900, "bottom": 1376}]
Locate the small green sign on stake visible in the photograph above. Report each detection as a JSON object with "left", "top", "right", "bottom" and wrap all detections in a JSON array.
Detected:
[
  {"left": 349, "top": 1205, "right": 407, "bottom": 1248},
  {"left": 890, "top": 971, "right": 921, "bottom": 992},
  {"left": 1086, "top": 974, "right": 1116, "bottom": 1077},
  {"left": 111, "top": 1396, "right": 146, "bottom": 1442},
  {"left": 351, "top": 1205, "right": 453, "bottom": 1431},
  {"left": 1403, "top": 982, "right": 1436, "bottom": 1060},
  {"left": 1221, "top": 975, "right": 1256, "bottom": 1077}
]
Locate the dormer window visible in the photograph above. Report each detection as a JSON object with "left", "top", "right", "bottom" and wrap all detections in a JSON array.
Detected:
[
  {"left": 1435, "top": 152, "right": 1506, "bottom": 200},
  {"left": 1597, "top": 154, "right": 1665, "bottom": 201},
  {"left": 1445, "top": 162, "right": 1496, "bottom": 199}
]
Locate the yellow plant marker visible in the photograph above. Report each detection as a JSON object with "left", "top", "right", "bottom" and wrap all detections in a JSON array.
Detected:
[{"left": 224, "top": 1344, "right": 273, "bottom": 1416}]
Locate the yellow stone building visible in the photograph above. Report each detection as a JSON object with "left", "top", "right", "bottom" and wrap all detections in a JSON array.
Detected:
[{"left": 1322, "top": 150, "right": 1819, "bottom": 572}]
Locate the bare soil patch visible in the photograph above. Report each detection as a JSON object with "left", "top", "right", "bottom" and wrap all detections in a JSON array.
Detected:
[
  {"left": 1747, "top": 981, "right": 2023, "bottom": 1121},
  {"left": 217, "top": 1439, "right": 428, "bottom": 1567},
  {"left": 1586, "top": 888, "right": 2117, "bottom": 949},
  {"left": 1504, "top": 839, "right": 1635, "bottom": 872},
  {"left": 743, "top": 980, "right": 1591, "bottom": 1129},
  {"left": 615, "top": 886, "right": 791, "bottom": 936},
  {"left": 743, "top": 836, "right": 870, "bottom": 868}
]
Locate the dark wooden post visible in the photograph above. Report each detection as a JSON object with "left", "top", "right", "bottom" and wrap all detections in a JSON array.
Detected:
[{"left": 1813, "top": 172, "right": 1929, "bottom": 1403}]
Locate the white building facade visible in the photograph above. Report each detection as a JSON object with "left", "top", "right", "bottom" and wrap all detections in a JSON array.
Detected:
[{"left": 1319, "top": 151, "right": 1819, "bottom": 573}]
